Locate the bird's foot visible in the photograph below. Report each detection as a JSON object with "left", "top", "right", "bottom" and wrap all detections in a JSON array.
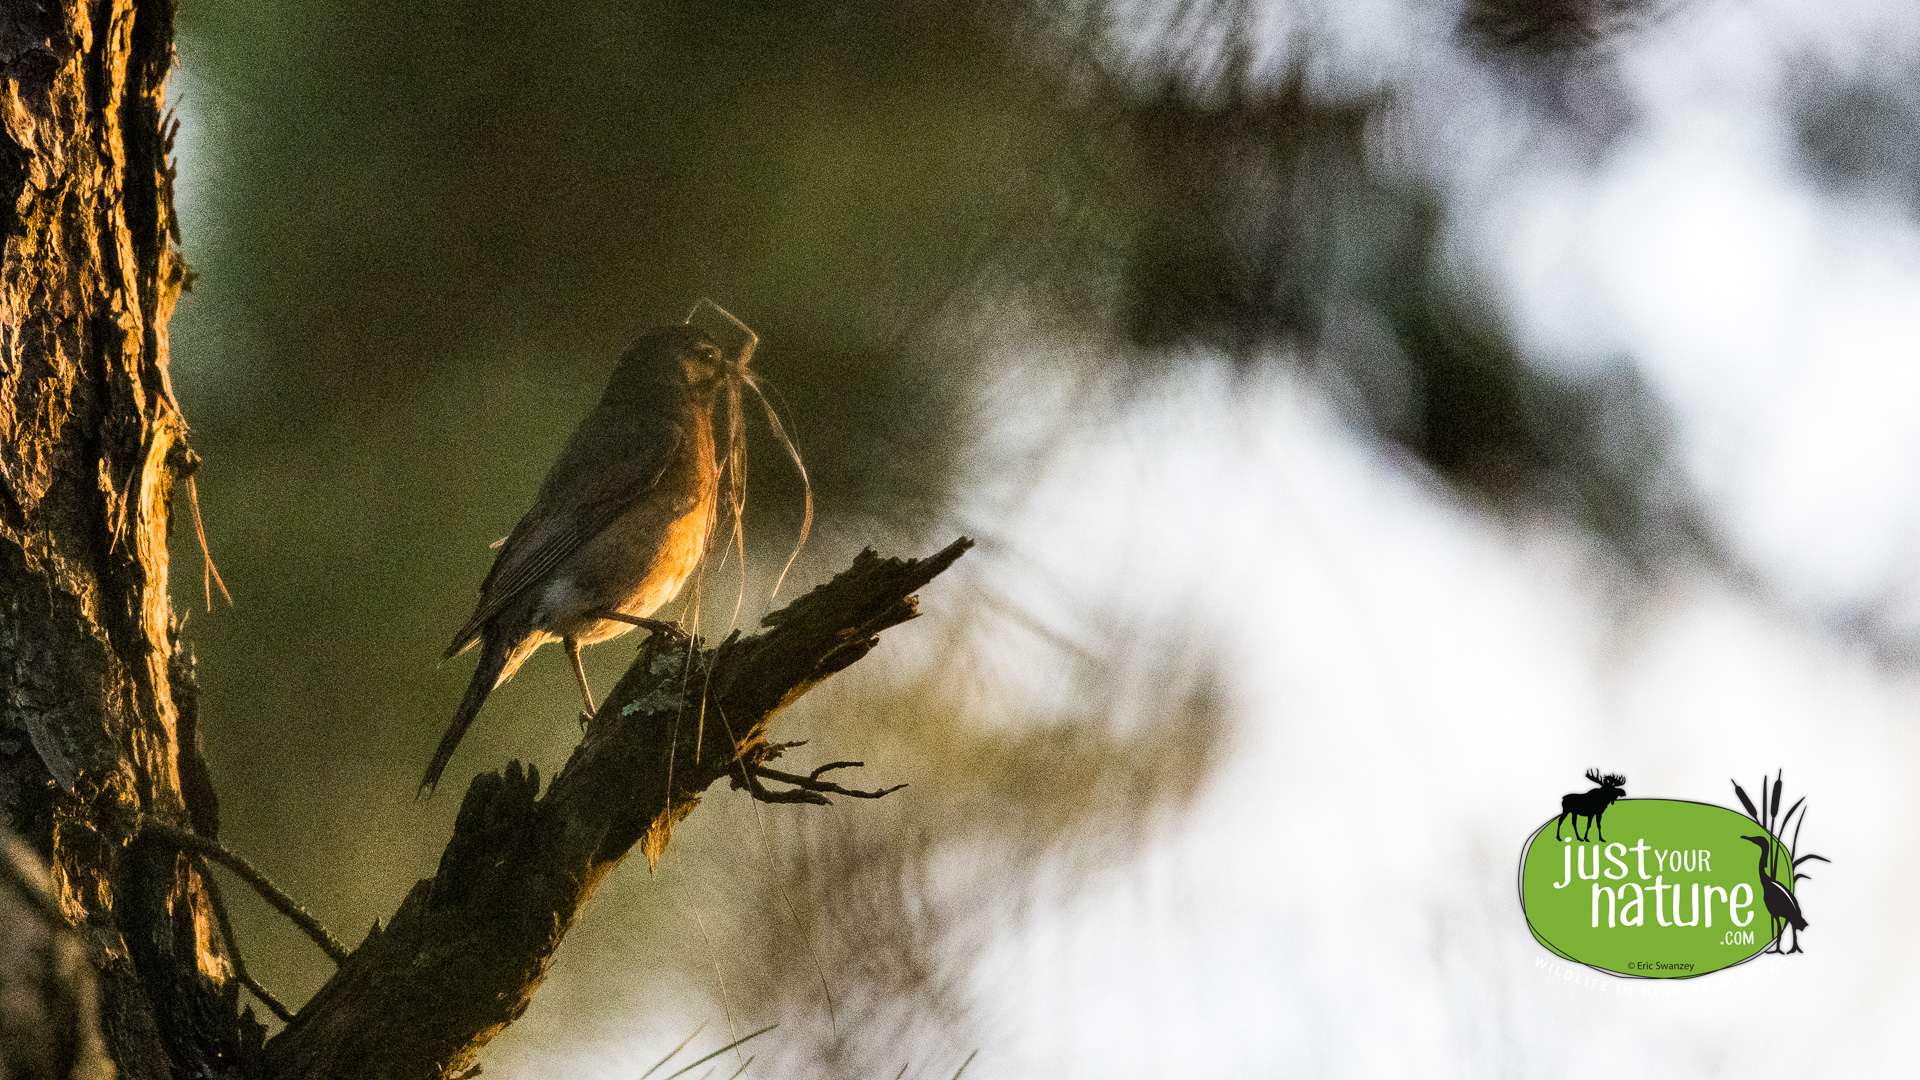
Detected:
[
  {"left": 731, "top": 759, "right": 906, "bottom": 806},
  {"left": 643, "top": 618, "right": 690, "bottom": 642},
  {"left": 592, "top": 610, "right": 690, "bottom": 642}
]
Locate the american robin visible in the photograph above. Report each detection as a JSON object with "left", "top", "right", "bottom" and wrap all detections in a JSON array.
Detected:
[{"left": 422, "top": 324, "right": 731, "bottom": 794}]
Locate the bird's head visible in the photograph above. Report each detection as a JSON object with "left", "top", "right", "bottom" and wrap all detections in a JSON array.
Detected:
[
  {"left": 1740, "top": 835, "right": 1771, "bottom": 850},
  {"left": 605, "top": 324, "right": 736, "bottom": 406},
  {"left": 676, "top": 330, "right": 735, "bottom": 394}
]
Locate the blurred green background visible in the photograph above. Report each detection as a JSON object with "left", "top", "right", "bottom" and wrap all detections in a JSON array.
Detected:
[{"left": 164, "top": 0, "right": 1703, "bottom": 1073}]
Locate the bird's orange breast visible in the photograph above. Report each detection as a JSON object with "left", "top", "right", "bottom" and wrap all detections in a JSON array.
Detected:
[{"left": 547, "top": 414, "right": 718, "bottom": 645}]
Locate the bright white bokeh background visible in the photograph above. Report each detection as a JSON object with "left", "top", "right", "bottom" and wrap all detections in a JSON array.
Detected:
[
  {"left": 934, "top": 0, "right": 1920, "bottom": 1074},
  {"left": 964, "top": 357, "right": 1912, "bottom": 1076}
]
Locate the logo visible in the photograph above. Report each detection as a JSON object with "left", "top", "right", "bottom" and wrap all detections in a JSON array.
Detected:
[{"left": 1518, "top": 770, "right": 1829, "bottom": 979}]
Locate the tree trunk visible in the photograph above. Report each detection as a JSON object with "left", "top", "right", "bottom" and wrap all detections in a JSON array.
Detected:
[
  {"left": 1, "top": 0, "right": 246, "bottom": 1077},
  {"left": 1, "top": 8, "right": 971, "bottom": 1079}
]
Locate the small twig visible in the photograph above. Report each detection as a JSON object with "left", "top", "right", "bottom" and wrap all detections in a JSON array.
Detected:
[
  {"left": 731, "top": 759, "right": 820, "bottom": 805},
  {"left": 639, "top": 1023, "right": 707, "bottom": 1080},
  {"left": 661, "top": 1025, "right": 778, "bottom": 1080},
  {"left": 949, "top": 1050, "right": 978, "bottom": 1080},
  {"left": 189, "top": 475, "right": 234, "bottom": 610},
  {"left": 142, "top": 820, "right": 349, "bottom": 964},
  {"left": 238, "top": 969, "right": 296, "bottom": 1025},
  {"left": 191, "top": 853, "right": 295, "bottom": 1023},
  {"left": 737, "top": 760, "right": 906, "bottom": 805}
]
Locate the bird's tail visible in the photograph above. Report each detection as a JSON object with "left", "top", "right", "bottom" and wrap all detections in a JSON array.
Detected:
[{"left": 421, "top": 637, "right": 510, "bottom": 797}]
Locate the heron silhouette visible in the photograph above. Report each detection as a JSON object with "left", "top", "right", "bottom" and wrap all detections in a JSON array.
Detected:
[{"left": 1740, "top": 834, "right": 1807, "bottom": 954}]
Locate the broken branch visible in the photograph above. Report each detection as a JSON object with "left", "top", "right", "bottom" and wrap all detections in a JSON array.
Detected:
[{"left": 258, "top": 539, "right": 971, "bottom": 1080}]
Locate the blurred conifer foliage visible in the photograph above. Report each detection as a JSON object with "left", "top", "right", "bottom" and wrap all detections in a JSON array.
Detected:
[
  {"left": 1457, "top": 0, "right": 1655, "bottom": 53},
  {"left": 1792, "top": 61, "right": 1920, "bottom": 215},
  {"left": 173, "top": 0, "right": 1689, "bottom": 557},
  {"left": 1111, "top": 68, "right": 1691, "bottom": 563}
]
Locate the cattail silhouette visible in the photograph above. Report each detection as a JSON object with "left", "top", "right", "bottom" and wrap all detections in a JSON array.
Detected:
[{"left": 1731, "top": 771, "right": 1829, "bottom": 955}]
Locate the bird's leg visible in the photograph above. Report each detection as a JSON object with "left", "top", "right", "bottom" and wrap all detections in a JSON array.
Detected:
[
  {"left": 590, "top": 609, "right": 690, "bottom": 642},
  {"left": 566, "top": 637, "right": 596, "bottom": 729}
]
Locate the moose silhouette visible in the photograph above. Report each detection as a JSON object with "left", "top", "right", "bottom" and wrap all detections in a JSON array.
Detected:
[{"left": 1554, "top": 769, "right": 1626, "bottom": 842}]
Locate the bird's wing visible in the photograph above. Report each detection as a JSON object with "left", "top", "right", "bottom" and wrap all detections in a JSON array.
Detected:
[{"left": 445, "top": 411, "right": 687, "bottom": 656}]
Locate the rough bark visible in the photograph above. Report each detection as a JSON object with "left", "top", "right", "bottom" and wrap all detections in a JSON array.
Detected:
[
  {"left": 1, "top": 1, "right": 250, "bottom": 1078},
  {"left": 261, "top": 538, "right": 971, "bottom": 1080}
]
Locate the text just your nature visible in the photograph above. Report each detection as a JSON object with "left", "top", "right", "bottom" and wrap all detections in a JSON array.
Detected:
[{"left": 1551, "top": 838, "right": 1756, "bottom": 930}]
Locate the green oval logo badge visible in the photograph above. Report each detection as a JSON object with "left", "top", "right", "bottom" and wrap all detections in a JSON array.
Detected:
[{"left": 1519, "top": 772, "right": 1828, "bottom": 979}]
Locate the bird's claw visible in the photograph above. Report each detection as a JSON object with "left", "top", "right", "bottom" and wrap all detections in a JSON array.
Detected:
[
  {"left": 590, "top": 609, "right": 689, "bottom": 642},
  {"left": 646, "top": 619, "right": 690, "bottom": 643}
]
